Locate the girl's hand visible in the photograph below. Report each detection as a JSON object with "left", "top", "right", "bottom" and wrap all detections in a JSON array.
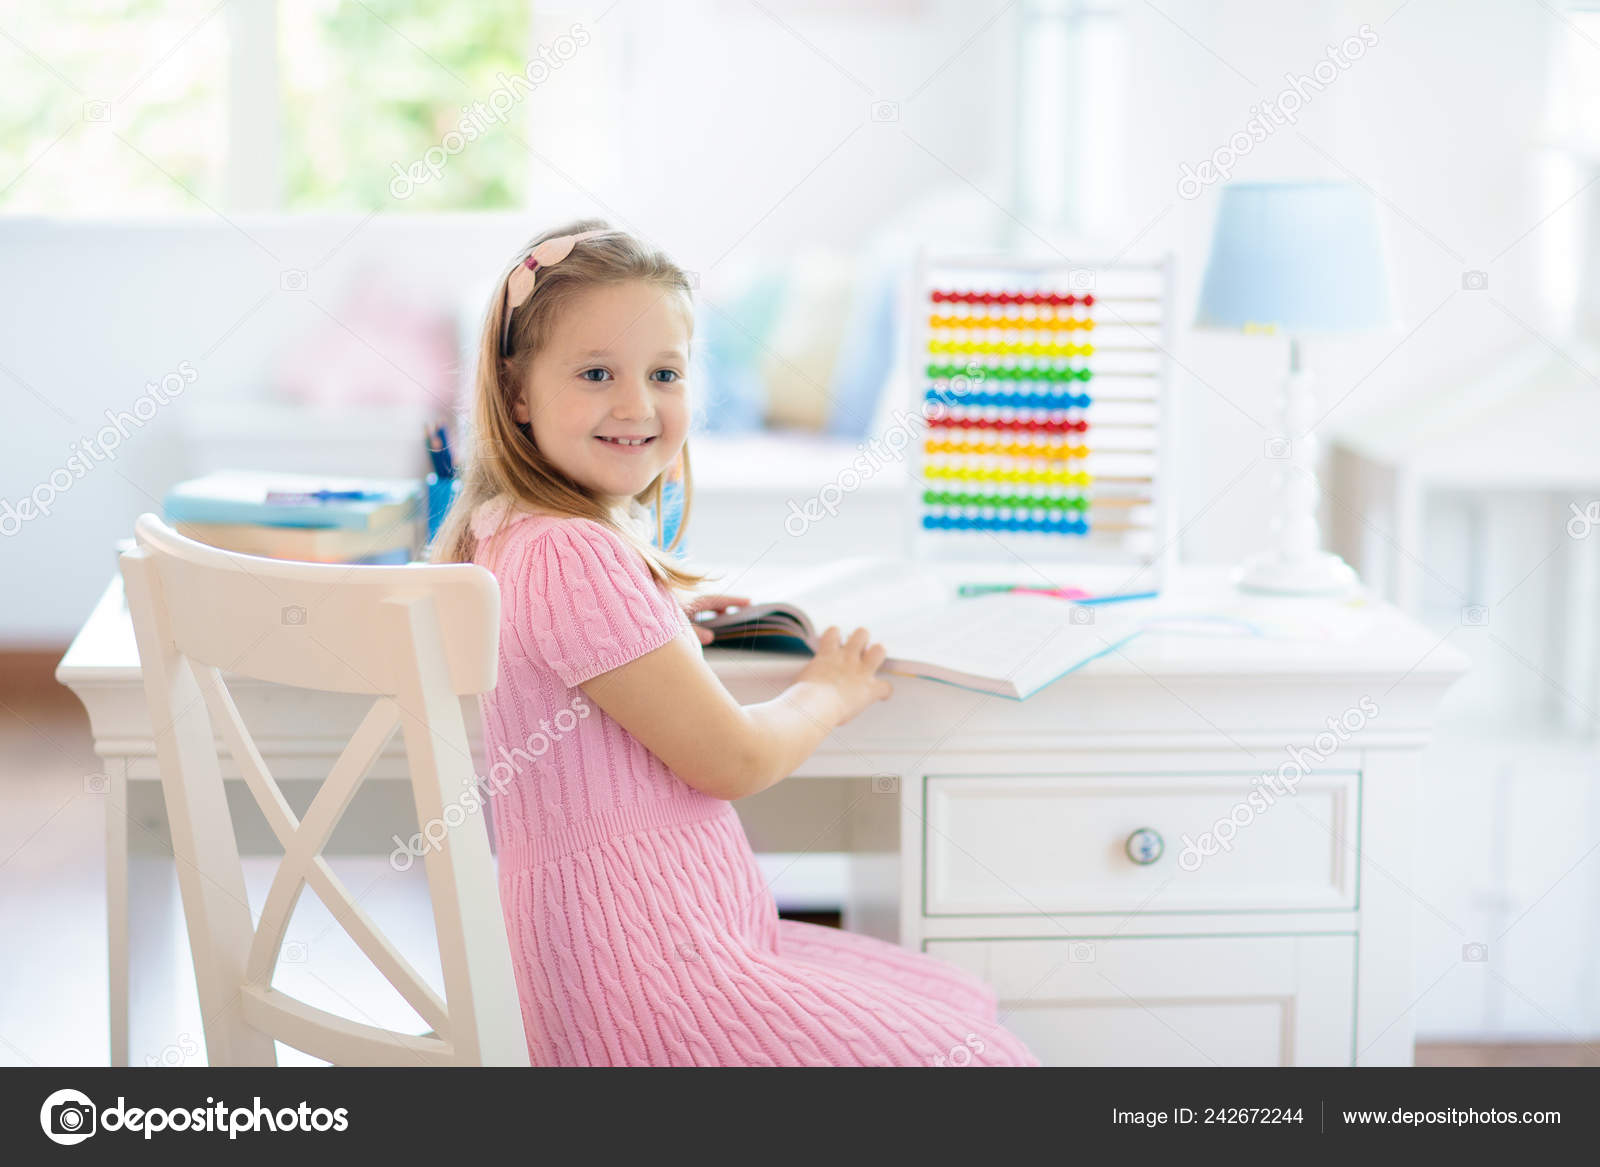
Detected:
[
  {"left": 684, "top": 593, "right": 752, "bottom": 645},
  {"left": 794, "top": 626, "right": 894, "bottom": 725}
]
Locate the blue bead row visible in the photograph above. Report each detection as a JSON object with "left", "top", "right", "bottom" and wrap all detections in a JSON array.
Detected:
[
  {"left": 925, "top": 389, "right": 1092, "bottom": 410},
  {"left": 922, "top": 514, "right": 1090, "bottom": 535}
]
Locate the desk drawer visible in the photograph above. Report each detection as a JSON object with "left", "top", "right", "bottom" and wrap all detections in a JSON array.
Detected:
[
  {"left": 923, "top": 771, "right": 1357, "bottom": 916},
  {"left": 926, "top": 934, "right": 1356, "bottom": 1066}
]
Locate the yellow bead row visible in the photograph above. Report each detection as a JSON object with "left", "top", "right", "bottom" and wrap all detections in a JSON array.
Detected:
[
  {"left": 923, "top": 465, "right": 1094, "bottom": 486},
  {"left": 925, "top": 438, "right": 1091, "bottom": 460},
  {"left": 927, "top": 340, "right": 1096, "bottom": 357}
]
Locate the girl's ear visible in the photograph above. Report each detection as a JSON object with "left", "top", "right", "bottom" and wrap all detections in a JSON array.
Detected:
[{"left": 501, "top": 356, "right": 530, "bottom": 424}]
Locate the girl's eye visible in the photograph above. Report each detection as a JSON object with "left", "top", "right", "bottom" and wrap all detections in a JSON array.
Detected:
[
  {"left": 652, "top": 369, "right": 682, "bottom": 383},
  {"left": 580, "top": 368, "right": 611, "bottom": 382}
]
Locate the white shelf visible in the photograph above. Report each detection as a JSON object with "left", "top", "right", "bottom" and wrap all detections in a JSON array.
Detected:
[
  {"left": 688, "top": 431, "right": 907, "bottom": 493},
  {"left": 181, "top": 398, "right": 437, "bottom": 479}
]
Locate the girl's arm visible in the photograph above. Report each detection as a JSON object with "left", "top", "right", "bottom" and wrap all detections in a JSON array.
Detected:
[{"left": 579, "top": 625, "right": 892, "bottom": 801}]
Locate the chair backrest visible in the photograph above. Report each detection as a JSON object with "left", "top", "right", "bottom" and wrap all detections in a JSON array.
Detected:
[{"left": 120, "top": 512, "right": 528, "bottom": 1066}]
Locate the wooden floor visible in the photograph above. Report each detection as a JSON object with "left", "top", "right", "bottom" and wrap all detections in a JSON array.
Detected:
[
  {"left": 1415, "top": 1042, "right": 1600, "bottom": 1067},
  {"left": 5, "top": 649, "right": 1597, "bottom": 1067}
]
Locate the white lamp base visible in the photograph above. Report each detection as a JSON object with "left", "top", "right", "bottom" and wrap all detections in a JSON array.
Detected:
[
  {"left": 1232, "top": 340, "right": 1363, "bottom": 598},
  {"left": 1232, "top": 549, "right": 1358, "bottom": 596}
]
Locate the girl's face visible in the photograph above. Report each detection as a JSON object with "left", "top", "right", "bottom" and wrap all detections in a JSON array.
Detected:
[{"left": 513, "top": 280, "right": 691, "bottom": 512}]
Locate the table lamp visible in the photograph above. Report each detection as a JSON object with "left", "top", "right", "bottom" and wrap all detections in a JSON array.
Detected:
[{"left": 1195, "top": 180, "right": 1394, "bottom": 594}]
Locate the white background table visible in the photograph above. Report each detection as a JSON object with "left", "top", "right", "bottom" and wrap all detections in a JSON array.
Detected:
[{"left": 58, "top": 561, "right": 1468, "bottom": 1067}]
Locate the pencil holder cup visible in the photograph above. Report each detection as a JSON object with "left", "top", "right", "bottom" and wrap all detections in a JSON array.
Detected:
[{"left": 426, "top": 473, "right": 460, "bottom": 544}]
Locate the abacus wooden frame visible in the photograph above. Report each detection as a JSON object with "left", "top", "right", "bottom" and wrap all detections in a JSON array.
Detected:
[{"left": 904, "top": 250, "right": 1177, "bottom": 593}]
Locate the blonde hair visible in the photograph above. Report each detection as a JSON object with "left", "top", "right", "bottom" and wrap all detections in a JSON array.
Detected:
[{"left": 430, "top": 217, "right": 707, "bottom": 594}]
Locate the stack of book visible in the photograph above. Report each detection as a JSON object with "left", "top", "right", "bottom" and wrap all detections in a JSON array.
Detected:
[{"left": 163, "top": 471, "right": 423, "bottom": 564}]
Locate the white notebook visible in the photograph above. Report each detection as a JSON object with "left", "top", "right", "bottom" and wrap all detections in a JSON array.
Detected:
[{"left": 693, "top": 558, "right": 1151, "bottom": 700}]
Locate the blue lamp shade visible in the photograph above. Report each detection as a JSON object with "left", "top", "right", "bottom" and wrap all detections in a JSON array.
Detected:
[{"left": 1195, "top": 181, "right": 1393, "bottom": 334}]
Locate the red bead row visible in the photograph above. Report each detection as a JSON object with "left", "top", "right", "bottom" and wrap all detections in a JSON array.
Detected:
[
  {"left": 926, "top": 415, "right": 1089, "bottom": 434},
  {"left": 930, "top": 290, "right": 1095, "bottom": 307}
]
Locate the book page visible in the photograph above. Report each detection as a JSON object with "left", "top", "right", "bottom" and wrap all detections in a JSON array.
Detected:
[
  {"left": 691, "top": 557, "right": 936, "bottom": 643},
  {"left": 699, "top": 560, "right": 1147, "bottom": 696},
  {"left": 868, "top": 591, "right": 1143, "bottom": 693},
  {"left": 783, "top": 558, "right": 950, "bottom": 642}
]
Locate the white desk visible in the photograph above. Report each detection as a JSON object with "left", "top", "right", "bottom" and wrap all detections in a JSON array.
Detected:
[{"left": 57, "top": 563, "right": 1468, "bottom": 1068}]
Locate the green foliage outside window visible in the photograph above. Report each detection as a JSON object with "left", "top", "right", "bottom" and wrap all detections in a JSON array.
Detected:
[{"left": 0, "top": 0, "right": 532, "bottom": 214}]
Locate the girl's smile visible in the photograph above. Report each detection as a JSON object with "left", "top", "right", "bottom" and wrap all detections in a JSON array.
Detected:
[{"left": 595, "top": 434, "right": 659, "bottom": 451}]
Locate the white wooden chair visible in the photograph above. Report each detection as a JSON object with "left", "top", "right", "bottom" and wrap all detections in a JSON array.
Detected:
[{"left": 119, "top": 513, "right": 528, "bottom": 1066}]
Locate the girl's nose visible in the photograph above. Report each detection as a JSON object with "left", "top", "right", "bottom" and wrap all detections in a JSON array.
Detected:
[{"left": 612, "top": 378, "right": 653, "bottom": 419}]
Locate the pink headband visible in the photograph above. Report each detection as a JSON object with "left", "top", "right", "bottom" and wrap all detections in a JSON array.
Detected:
[{"left": 500, "top": 228, "right": 609, "bottom": 356}]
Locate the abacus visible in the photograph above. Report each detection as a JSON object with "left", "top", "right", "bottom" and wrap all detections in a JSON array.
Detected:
[{"left": 906, "top": 252, "right": 1176, "bottom": 585}]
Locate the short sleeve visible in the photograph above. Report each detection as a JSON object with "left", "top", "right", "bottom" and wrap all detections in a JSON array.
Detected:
[{"left": 518, "top": 518, "right": 691, "bottom": 688}]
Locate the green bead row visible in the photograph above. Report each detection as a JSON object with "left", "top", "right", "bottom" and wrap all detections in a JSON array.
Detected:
[
  {"left": 923, "top": 490, "right": 1090, "bottom": 512},
  {"left": 926, "top": 363, "right": 1094, "bottom": 383}
]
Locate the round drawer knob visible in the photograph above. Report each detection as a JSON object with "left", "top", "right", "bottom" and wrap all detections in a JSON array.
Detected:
[{"left": 1125, "top": 827, "right": 1164, "bottom": 865}]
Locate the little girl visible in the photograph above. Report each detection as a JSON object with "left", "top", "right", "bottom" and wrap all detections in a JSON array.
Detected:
[{"left": 432, "top": 218, "right": 1040, "bottom": 1067}]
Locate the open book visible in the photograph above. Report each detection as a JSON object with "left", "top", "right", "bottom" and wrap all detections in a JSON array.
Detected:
[{"left": 693, "top": 558, "right": 1152, "bottom": 700}]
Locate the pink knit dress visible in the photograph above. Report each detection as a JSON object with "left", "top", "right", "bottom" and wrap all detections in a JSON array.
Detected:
[{"left": 468, "top": 496, "right": 1040, "bottom": 1067}]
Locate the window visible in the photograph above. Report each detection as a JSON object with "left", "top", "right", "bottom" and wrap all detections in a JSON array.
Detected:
[
  {"left": 0, "top": 0, "right": 531, "bottom": 214},
  {"left": 1, "top": 0, "right": 226, "bottom": 214},
  {"left": 279, "top": 0, "right": 532, "bottom": 210}
]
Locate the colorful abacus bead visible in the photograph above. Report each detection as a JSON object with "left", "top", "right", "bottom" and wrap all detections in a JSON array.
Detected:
[{"left": 921, "top": 514, "right": 1090, "bottom": 535}]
